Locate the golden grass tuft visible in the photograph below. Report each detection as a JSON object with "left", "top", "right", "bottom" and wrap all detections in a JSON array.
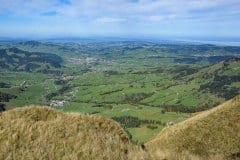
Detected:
[
  {"left": 0, "top": 106, "right": 149, "bottom": 160},
  {"left": 1, "top": 96, "right": 239, "bottom": 160},
  {"left": 146, "top": 96, "right": 240, "bottom": 160}
]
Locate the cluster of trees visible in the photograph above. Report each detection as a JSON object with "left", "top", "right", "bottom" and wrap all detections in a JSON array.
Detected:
[
  {"left": 146, "top": 125, "right": 158, "bottom": 130},
  {"left": 171, "top": 65, "right": 200, "bottom": 79},
  {"left": 112, "top": 116, "right": 162, "bottom": 128},
  {"left": 103, "top": 70, "right": 123, "bottom": 76},
  {"left": 25, "top": 63, "right": 41, "bottom": 72},
  {"left": 174, "top": 56, "right": 235, "bottom": 64},
  {"left": 0, "top": 92, "right": 17, "bottom": 102},
  {"left": 123, "top": 92, "right": 154, "bottom": 104},
  {"left": 92, "top": 104, "right": 113, "bottom": 109},
  {"left": 45, "top": 92, "right": 58, "bottom": 101},
  {"left": 54, "top": 78, "right": 68, "bottom": 85},
  {"left": 199, "top": 75, "right": 240, "bottom": 99},
  {"left": 160, "top": 104, "right": 212, "bottom": 113},
  {"left": 0, "top": 82, "right": 11, "bottom": 88},
  {"left": 46, "top": 78, "right": 73, "bottom": 101},
  {"left": 45, "top": 84, "right": 72, "bottom": 101},
  {"left": 174, "top": 57, "right": 201, "bottom": 64},
  {"left": 100, "top": 88, "right": 124, "bottom": 96},
  {"left": 132, "top": 67, "right": 164, "bottom": 75},
  {"left": 39, "top": 69, "right": 62, "bottom": 75},
  {"left": 0, "top": 103, "right": 5, "bottom": 112},
  {"left": 207, "top": 56, "right": 235, "bottom": 63},
  {"left": 0, "top": 92, "right": 17, "bottom": 112}
]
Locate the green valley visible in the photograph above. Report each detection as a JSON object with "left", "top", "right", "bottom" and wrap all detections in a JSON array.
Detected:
[{"left": 0, "top": 40, "right": 239, "bottom": 143}]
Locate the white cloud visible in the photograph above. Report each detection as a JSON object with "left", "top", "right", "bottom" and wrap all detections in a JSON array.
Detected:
[
  {"left": 148, "top": 15, "right": 163, "bottom": 22},
  {"left": 95, "top": 17, "right": 127, "bottom": 23},
  {"left": 0, "top": 0, "right": 240, "bottom": 37},
  {"left": 147, "top": 14, "right": 177, "bottom": 22},
  {"left": 1, "top": 0, "right": 240, "bottom": 21}
]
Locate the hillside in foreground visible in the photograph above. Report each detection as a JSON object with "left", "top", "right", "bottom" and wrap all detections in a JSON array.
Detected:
[
  {"left": 146, "top": 95, "right": 240, "bottom": 160},
  {"left": 0, "top": 96, "right": 239, "bottom": 160},
  {"left": 0, "top": 106, "right": 148, "bottom": 160}
]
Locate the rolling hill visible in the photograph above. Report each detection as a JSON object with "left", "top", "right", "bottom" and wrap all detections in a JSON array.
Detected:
[
  {"left": 146, "top": 95, "right": 240, "bottom": 160},
  {"left": 0, "top": 47, "right": 62, "bottom": 72},
  {"left": 198, "top": 58, "right": 240, "bottom": 99},
  {"left": 0, "top": 106, "right": 148, "bottom": 160}
]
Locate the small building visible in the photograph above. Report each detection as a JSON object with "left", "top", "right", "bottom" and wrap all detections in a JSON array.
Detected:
[
  {"left": 166, "top": 121, "right": 175, "bottom": 127},
  {"left": 50, "top": 100, "right": 68, "bottom": 107}
]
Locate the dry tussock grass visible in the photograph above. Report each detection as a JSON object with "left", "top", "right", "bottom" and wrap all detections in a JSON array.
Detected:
[
  {"left": 0, "top": 106, "right": 149, "bottom": 160},
  {"left": 1, "top": 96, "right": 239, "bottom": 160},
  {"left": 149, "top": 150, "right": 231, "bottom": 160},
  {"left": 146, "top": 96, "right": 240, "bottom": 160}
]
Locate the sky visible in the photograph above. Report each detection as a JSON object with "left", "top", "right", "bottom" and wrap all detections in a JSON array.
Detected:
[{"left": 0, "top": 0, "right": 240, "bottom": 38}]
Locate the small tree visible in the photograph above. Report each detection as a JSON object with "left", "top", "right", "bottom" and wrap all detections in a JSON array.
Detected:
[{"left": 161, "top": 109, "right": 166, "bottom": 114}]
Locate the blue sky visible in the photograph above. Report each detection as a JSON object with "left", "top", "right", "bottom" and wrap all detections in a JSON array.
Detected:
[{"left": 0, "top": 0, "right": 240, "bottom": 38}]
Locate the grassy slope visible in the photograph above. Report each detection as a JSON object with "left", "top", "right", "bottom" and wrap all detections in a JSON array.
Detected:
[
  {"left": 146, "top": 96, "right": 240, "bottom": 159},
  {"left": 0, "top": 98, "right": 239, "bottom": 160},
  {"left": 0, "top": 106, "right": 148, "bottom": 160}
]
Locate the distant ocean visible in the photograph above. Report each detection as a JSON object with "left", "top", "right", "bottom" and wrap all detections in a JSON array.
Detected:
[{"left": 175, "top": 38, "right": 240, "bottom": 46}]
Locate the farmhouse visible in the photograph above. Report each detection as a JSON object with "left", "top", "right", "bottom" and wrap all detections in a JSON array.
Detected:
[{"left": 50, "top": 100, "right": 68, "bottom": 107}]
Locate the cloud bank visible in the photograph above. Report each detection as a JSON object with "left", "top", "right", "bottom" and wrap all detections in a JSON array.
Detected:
[{"left": 0, "top": 0, "right": 240, "bottom": 37}]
